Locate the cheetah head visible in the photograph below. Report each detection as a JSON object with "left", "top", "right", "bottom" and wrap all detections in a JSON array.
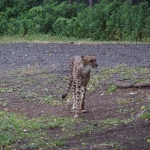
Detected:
[{"left": 82, "top": 55, "right": 98, "bottom": 69}]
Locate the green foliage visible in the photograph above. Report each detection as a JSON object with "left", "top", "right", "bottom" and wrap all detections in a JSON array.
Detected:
[
  {"left": 107, "top": 85, "right": 118, "bottom": 94},
  {"left": 138, "top": 112, "right": 150, "bottom": 120},
  {"left": 0, "top": 0, "right": 150, "bottom": 41},
  {"left": 53, "top": 140, "right": 66, "bottom": 146}
]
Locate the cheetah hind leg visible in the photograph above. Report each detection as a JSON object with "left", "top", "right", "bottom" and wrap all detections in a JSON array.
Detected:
[
  {"left": 71, "top": 98, "right": 78, "bottom": 114},
  {"left": 70, "top": 97, "right": 76, "bottom": 113},
  {"left": 71, "top": 81, "right": 76, "bottom": 110},
  {"left": 71, "top": 102, "right": 76, "bottom": 110},
  {"left": 81, "top": 109, "right": 87, "bottom": 113}
]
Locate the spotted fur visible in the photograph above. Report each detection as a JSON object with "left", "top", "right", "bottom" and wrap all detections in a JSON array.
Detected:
[{"left": 62, "top": 55, "right": 98, "bottom": 118}]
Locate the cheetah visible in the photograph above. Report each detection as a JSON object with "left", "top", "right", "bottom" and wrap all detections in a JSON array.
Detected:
[{"left": 62, "top": 55, "right": 98, "bottom": 118}]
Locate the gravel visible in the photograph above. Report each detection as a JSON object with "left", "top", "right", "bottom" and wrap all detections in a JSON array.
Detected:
[{"left": 0, "top": 42, "right": 149, "bottom": 74}]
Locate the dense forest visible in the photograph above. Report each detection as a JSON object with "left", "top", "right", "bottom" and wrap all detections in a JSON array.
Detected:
[{"left": 0, "top": 0, "right": 150, "bottom": 41}]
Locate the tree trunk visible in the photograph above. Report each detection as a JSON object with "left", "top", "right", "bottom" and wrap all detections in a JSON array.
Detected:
[
  {"left": 69, "top": 0, "right": 73, "bottom": 4},
  {"left": 89, "top": 0, "right": 93, "bottom": 7}
]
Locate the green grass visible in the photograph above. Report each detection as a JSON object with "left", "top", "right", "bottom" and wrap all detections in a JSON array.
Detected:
[
  {"left": 77, "top": 118, "right": 132, "bottom": 136},
  {"left": 0, "top": 87, "right": 13, "bottom": 93},
  {"left": 93, "top": 142, "right": 126, "bottom": 150},
  {"left": 88, "top": 65, "right": 150, "bottom": 93},
  {"left": 138, "top": 111, "right": 150, "bottom": 120},
  {"left": 107, "top": 85, "right": 118, "bottom": 94},
  {"left": 0, "top": 65, "right": 149, "bottom": 105},
  {"left": 0, "top": 111, "right": 81, "bottom": 149},
  {"left": 0, "top": 35, "right": 94, "bottom": 44},
  {"left": 52, "top": 140, "right": 66, "bottom": 146},
  {"left": 0, "top": 66, "right": 65, "bottom": 105},
  {"left": 1, "top": 35, "right": 149, "bottom": 44}
]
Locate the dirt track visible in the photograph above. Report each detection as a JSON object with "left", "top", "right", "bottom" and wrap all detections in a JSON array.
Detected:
[
  {"left": 0, "top": 42, "right": 149, "bottom": 73},
  {"left": 0, "top": 42, "right": 150, "bottom": 150}
]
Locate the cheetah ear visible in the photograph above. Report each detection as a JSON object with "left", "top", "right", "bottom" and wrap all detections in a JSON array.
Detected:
[{"left": 81, "top": 56, "right": 85, "bottom": 66}]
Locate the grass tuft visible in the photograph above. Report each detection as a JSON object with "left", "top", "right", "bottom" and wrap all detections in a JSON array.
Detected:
[{"left": 107, "top": 85, "right": 118, "bottom": 94}]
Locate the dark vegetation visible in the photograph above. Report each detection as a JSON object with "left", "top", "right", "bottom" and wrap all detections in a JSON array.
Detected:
[{"left": 0, "top": 0, "right": 150, "bottom": 41}]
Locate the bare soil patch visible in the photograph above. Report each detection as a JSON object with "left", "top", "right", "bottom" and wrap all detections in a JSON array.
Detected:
[{"left": 0, "top": 42, "right": 150, "bottom": 150}]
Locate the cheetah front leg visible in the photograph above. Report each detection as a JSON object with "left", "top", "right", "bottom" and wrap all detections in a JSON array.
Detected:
[{"left": 81, "top": 86, "right": 87, "bottom": 113}]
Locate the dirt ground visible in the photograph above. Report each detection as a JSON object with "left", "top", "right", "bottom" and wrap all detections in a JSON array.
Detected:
[
  {"left": 0, "top": 42, "right": 150, "bottom": 73},
  {"left": 0, "top": 42, "right": 150, "bottom": 150}
]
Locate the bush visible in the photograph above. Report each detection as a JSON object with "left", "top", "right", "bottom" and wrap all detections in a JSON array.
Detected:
[{"left": 0, "top": 0, "right": 150, "bottom": 41}]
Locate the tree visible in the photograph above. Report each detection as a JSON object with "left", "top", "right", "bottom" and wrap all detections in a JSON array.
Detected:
[
  {"left": 89, "top": 0, "right": 93, "bottom": 6},
  {"left": 69, "top": 0, "right": 73, "bottom": 4}
]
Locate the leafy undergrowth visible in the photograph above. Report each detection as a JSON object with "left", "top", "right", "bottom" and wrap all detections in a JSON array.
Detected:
[{"left": 0, "top": 65, "right": 150, "bottom": 149}]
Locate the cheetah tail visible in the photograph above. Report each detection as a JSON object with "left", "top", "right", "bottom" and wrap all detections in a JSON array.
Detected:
[{"left": 62, "top": 93, "right": 67, "bottom": 99}]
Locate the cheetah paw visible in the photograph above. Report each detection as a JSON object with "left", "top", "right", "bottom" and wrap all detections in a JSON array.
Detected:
[
  {"left": 81, "top": 110, "right": 87, "bottom": 113},
  {"left": 74, "top": 114, "right": 79, "bottom": 118},
  {"left": 71, "top": 106, "right": 76, "bottom": 110}
]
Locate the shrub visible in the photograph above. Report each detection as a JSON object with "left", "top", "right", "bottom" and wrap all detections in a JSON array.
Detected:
[{"left": 0, "top": 0, "right": 149, "bottom": 41}]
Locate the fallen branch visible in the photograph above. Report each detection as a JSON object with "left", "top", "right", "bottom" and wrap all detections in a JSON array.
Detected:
[{"left": 113, "top": 80, "right": 150, "bottom": 88}]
